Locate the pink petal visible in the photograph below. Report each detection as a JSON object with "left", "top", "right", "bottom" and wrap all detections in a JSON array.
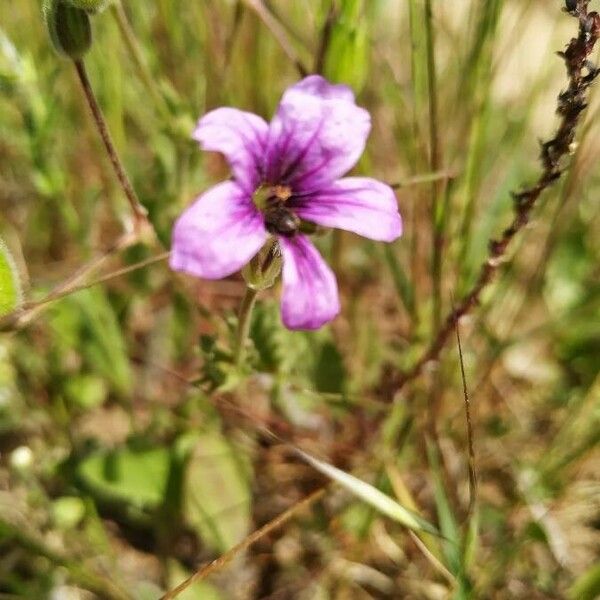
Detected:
[
  {"left": 292, "top": 177, "right": 403, "bottom": 242},
  {"left": 290, "top": 75, "right": 356, "bottom": 102},
  {"left": 266, "top": 75, "right": 371, "bottom": 192},
  {"left": 193, "top": 108, "right": 268, "bottom": 193},
  {"left": 170, "top": 182, "right": 268, "bottom": 279},
  {"left": 279, "top": 235, "right": 340, "bottom": 330}
]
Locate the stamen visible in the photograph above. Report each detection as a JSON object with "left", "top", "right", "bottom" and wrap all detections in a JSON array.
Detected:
[{"left": 273, "top": 185, "right": 292, "bottom": 202}]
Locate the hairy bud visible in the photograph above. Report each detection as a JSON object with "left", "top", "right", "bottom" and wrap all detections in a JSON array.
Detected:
[
  {"left": 65, "top": 0, "right": 112, "bottom": 13},
  {"left": 242, "top": 240, "right": 283, "bottom": 291},
  {"left": 43, "top": 0, "right": 92, "bottom": 59}
]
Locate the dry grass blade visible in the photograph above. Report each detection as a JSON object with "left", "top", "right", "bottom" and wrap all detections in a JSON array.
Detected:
[
  {"left": 0, "top": 244, "right": 168, "bottom": 332},
  {"left": 454, "top": 308, "right": 478, "bottom": 520},
  {"left": 381, "top": 1, "right": 600, "bottom": 397},
  {"left": 385, "top": 464, "right": 456, "bottom": 585},
  {"left": 242, "top": 0, "right": 308, "bottom": 76},
  {"left": 159, "top": 488, "right": 325, "bottom": 600},
  {"left": 294, "top": 448, "right": 440, "bottom": 536},
  {"left": 389, "top": 169, "right": 456, "bottom": 189}
]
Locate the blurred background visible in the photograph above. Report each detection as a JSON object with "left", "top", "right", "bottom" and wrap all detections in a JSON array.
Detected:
[{"left": 0, "top": 1, "right": 599, "bottom": 598}]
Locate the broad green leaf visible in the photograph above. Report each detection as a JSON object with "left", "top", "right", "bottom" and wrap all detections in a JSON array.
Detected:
[
  {"left": 295, "top": 448, "right": 439, "bottom": 536},
  {"left": 77, "top": 446, "right": 171, "bottom": 509},
  {"left": 184, "top": 432, "right": 252, "bottom": 553},
  {"left": 0, "top": 236, "right": 22, "bottom": 317}
]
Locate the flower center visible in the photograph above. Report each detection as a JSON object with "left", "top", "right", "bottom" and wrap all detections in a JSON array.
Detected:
[
  {"left": 273, "top": 185, "right": 292, "bottom": 202},
  {"left": 253, "top": 184, "right": 300, "bottom": 237}
]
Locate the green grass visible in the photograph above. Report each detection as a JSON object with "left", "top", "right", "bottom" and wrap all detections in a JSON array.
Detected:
[{"left": 0, "top": 1, "right": 598, "bottom": 598}]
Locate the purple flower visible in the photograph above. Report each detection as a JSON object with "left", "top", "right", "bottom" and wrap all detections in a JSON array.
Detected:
[{"left": 170, "top": 75, "right": 402, "bottom": 330}]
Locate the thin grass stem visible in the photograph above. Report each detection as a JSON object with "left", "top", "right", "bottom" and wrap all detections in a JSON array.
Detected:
[
  {"left": 73, "top": 59, "right": 148, "bottom": 228},
  {"left": 242, "top": 0, "right": 308, "bottom": 76},
  {"left": 424, "top": 0, "right": 443, "bottom": 333},
  {"left": 110, "top": 1, "right": 170, "bottom": 120},
  {"left": 453, "top": 307, "right": 478, "bottom": 521},
  {"left": 160, "top": 488, "right": 325, "bottom": 599},
  {"left": 0, "top": 232, "right": 145, "bottom": 331},
  {"left": 380, "top": 3, "right": 600, "bottom": 398}
]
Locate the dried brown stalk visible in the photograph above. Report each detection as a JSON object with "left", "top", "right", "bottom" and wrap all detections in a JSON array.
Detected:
[
  {"left": 381, "top": 1, "right": 600, "bottom": 399},
  {"left": 160, "top": 488, "right": 325, "bottom": 599},
  {"left": 74, "top": 59, "right": 149, "bottom": 226}
]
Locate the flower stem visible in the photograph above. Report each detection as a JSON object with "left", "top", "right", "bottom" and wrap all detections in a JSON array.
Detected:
[
  {"left": 73, "top": 58, "right": 148, "bottom": 228},
  {"left": 234, "top": 286, "right": 258, "bottom": 368}
]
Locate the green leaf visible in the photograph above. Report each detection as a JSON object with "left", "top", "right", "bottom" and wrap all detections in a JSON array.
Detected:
[
  {"left": 51, "top": 496, "right": 86, "bottom": 529},
  {"left": 250, "top": 301, "right": 283, "bottom": 373},
  {"left": 0, "top": 236, "right": 22, "bottom": 317},
  {"left": 64, "top": 373, "right": 108, "bottom": 409},
  {"left": 295, "top": 448, "right": 439, "bottom": 536},
  {"left": 77, "top": 445, "right": 171, "bottom": 510},
  {"left": 382, "top": 244, "right": 415, "bottom": 317},
  {"left": 51, "top": 288, "right": 133, "bottom": 397},
  {"left": 197, "top": 334, "right": 230, "bottom": 390},
  {"left": 323, "top": 0, "right": 369, "bottom": 91},
  {"left": 426, "top": 441, "right": 462, "bottom": 575},
  {"left": 568, "top": 562, "right": 600, "bottom": 600},
  {"left": 183, "top": 431, "right": 252, "bottom": 553},
  {"left": 314, "top": 341, "right": 346, "bottom": 394}
]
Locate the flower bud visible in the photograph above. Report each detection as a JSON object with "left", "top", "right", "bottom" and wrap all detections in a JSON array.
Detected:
[
  {"left": 242, "top": 239, "right": 283, "bottom": 291},
  {"left": 43, "top": 0, "right": 92, "bottom": 60},
  {"left": 65, "top": 0, "right": 111, "bottom": 13}
]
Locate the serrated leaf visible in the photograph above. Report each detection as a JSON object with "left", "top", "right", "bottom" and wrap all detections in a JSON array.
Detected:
[
  {"left": 0, "top": 236, "right": 22, "bottom": 317},
  {"left": 295, "top": 448, "right": 439, "bottom": 536},
  {"left": 250, "top": 301, "right": 282, "bottom": 372},
  {"left": 314, "top": 341, "right": 346, "bottom": 394}
]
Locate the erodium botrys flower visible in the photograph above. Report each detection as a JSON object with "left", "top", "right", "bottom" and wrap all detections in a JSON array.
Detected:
[{"left": 170, "top": 75, "right": 402, "bottom": 330}]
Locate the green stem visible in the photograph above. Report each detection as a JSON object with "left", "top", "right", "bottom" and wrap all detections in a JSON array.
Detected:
[
  {"left": 424, "top": 0, "right": 442, "bottom": 334},
  {"left": 235, "top": 287, "right": 258, "bottom": 367}
]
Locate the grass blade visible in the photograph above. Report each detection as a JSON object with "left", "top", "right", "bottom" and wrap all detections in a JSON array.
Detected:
[{"left": 294, "top": 448, "right": 440, "bottom": 536}]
